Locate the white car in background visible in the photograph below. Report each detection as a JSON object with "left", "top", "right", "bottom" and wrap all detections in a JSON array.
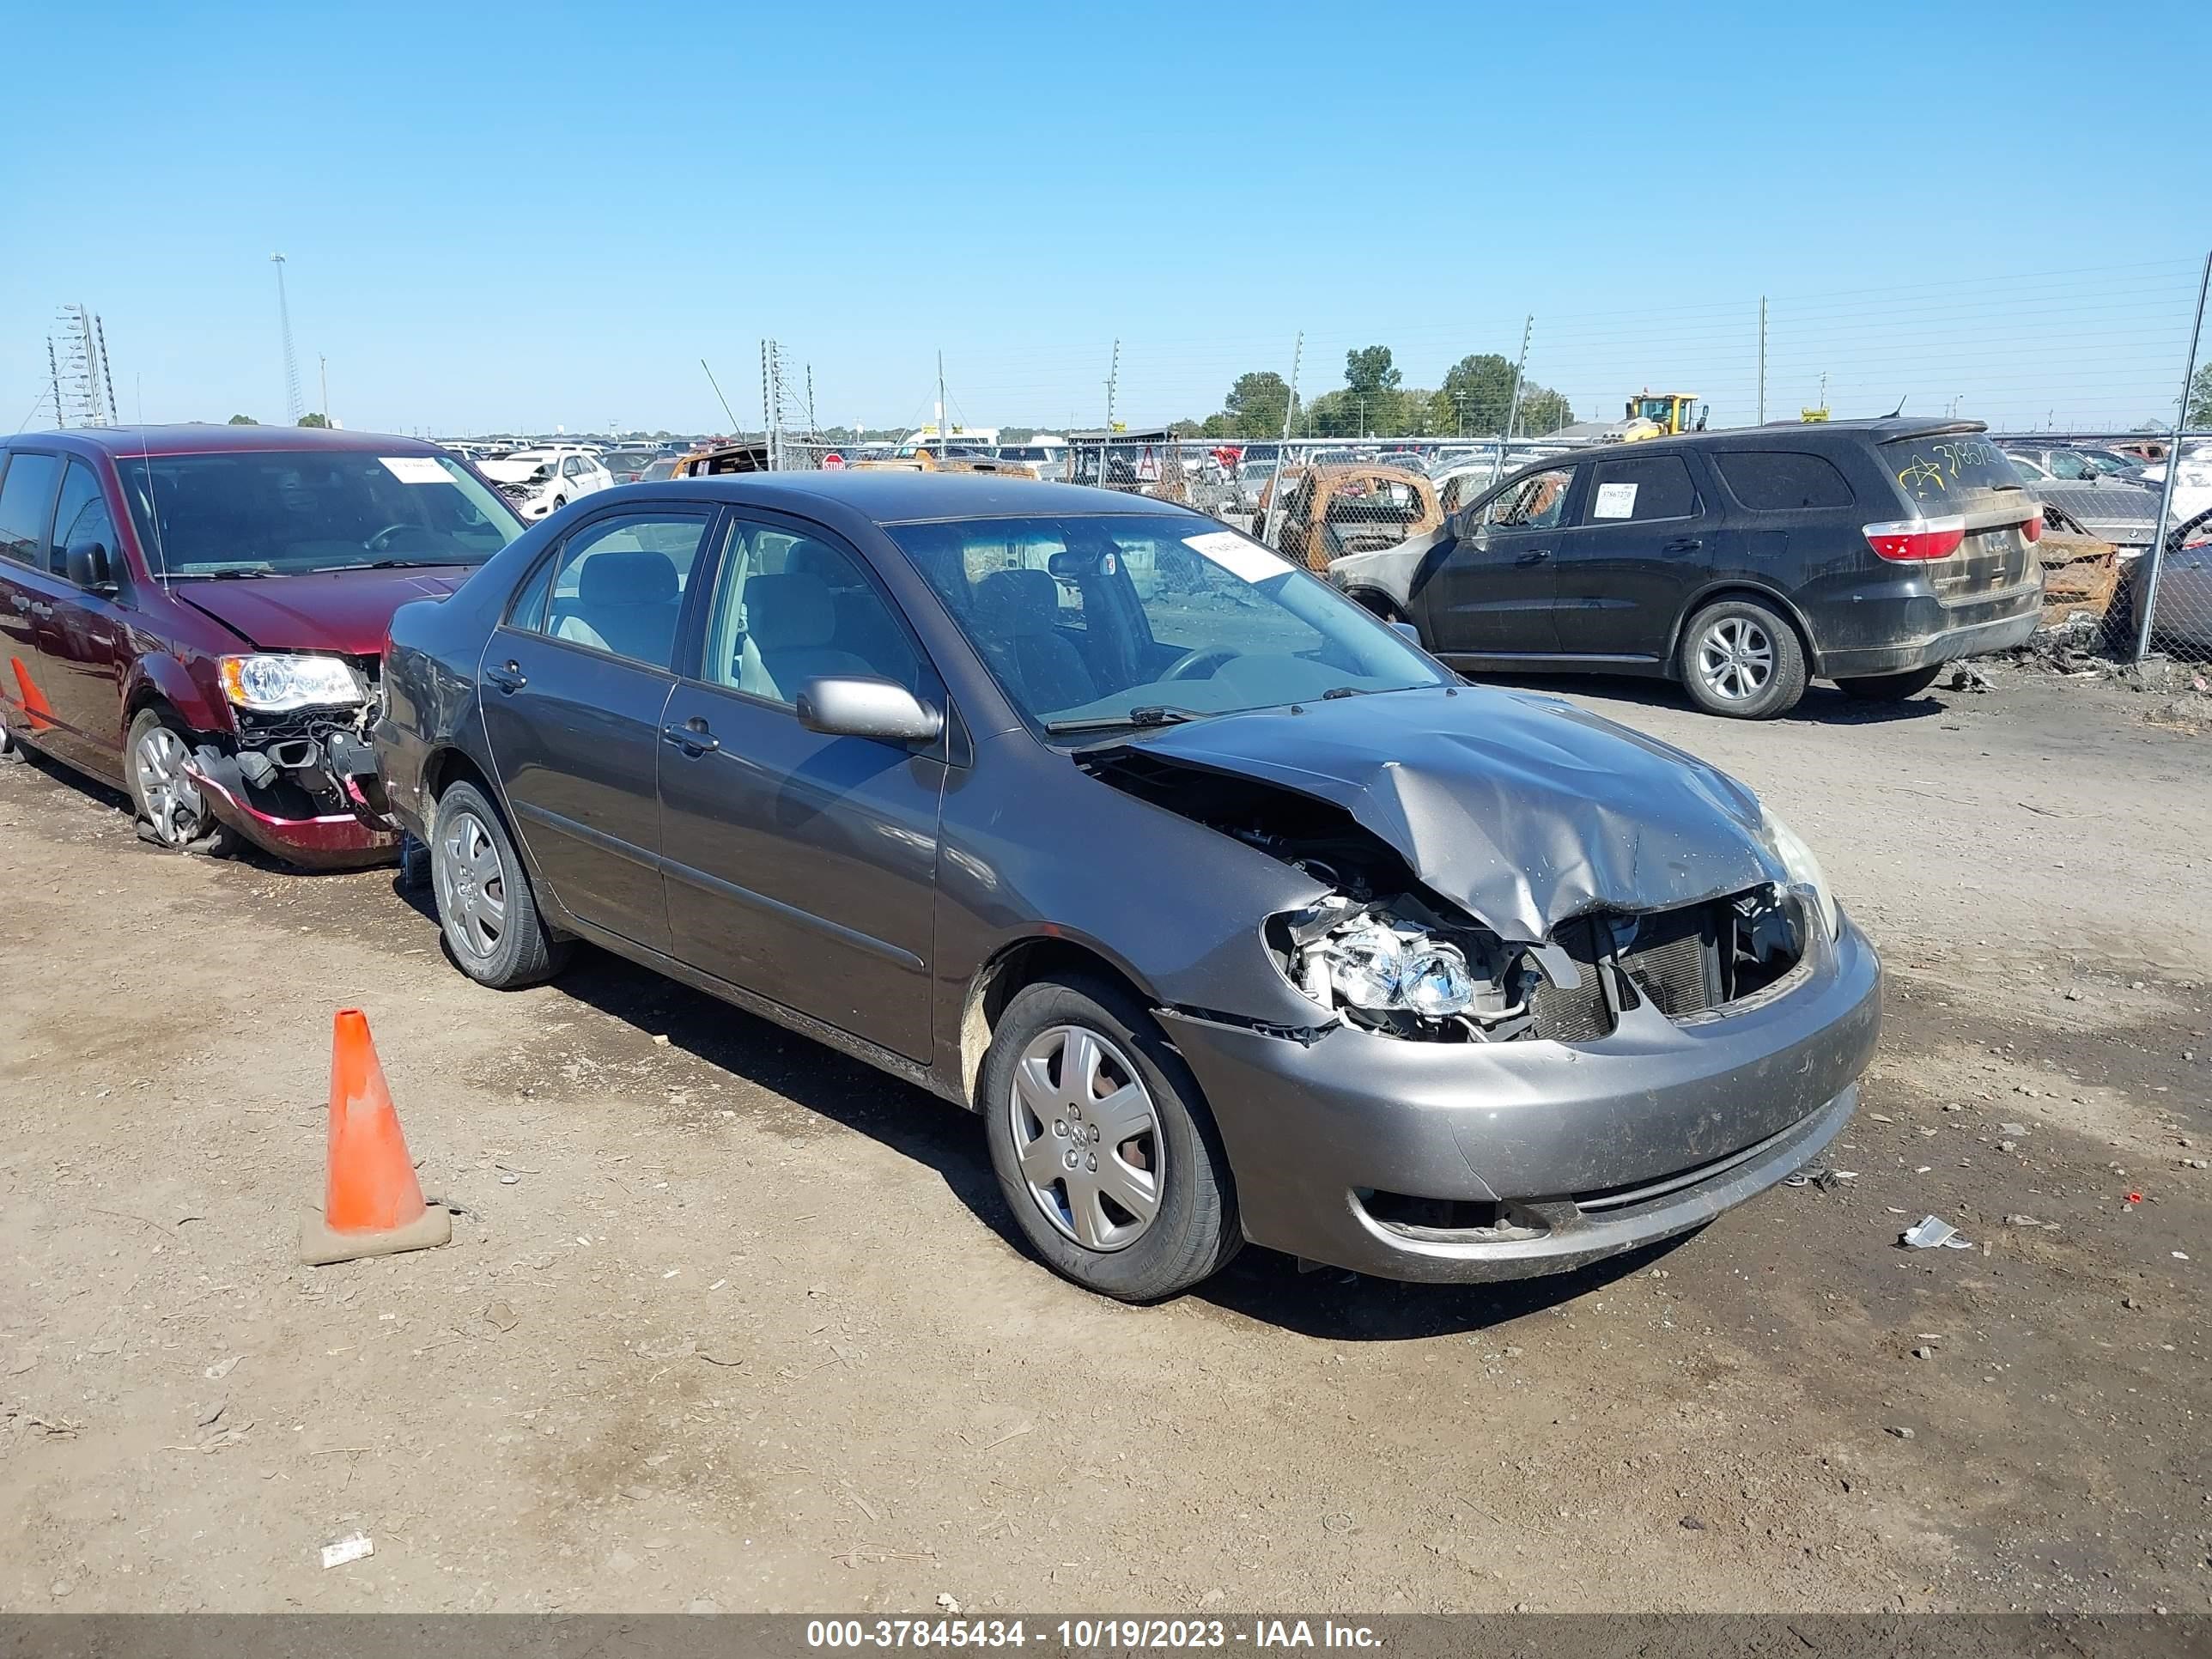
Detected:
[
  {"left": 2142, "top": 442, "right": 2212, "bottom": 527},
  {"left": 478, "top": 447, "right": 614, "bottom": 520}
]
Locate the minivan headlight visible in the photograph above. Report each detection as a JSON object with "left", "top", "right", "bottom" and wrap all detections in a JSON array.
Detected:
[
  {"left": 219, "top": 653, "right": 368, "bottom": 713},
  {"left": 1762, "top": 810, "right": 1840, "bottom": 939}
]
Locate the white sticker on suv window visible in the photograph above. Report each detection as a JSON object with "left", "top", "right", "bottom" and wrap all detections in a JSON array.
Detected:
[
  {"left": 1183, "top": 528, "right": 1293, "bottom": 585},
  {"left": 379, "top": 456, "right": 451, "bottom": 484},
  {"left": 1593, "top": 482, "right": 1638, "bottom": 520}
]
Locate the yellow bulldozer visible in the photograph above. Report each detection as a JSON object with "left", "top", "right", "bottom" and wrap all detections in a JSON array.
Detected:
[{"left": 1621, "top": 391, "right": 1708, "bottom": 437}]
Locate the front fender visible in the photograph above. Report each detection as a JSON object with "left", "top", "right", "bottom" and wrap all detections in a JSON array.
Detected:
[{"left": 125, "top": 652, "right": 231, "bottom": 738}]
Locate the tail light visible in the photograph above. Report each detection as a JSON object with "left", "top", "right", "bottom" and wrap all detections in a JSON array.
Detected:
[
  {"left": 2021, "top": 514, "right": 2043, "bottom": 544},
  {"left": 1863, "top": 515, "right": 1966, "bottom": 561}
]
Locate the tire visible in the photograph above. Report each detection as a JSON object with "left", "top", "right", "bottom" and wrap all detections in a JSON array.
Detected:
[
  {"left": 125, "top": 707, "right": 238, "bottom": 855},
  {"left": 550, "top": 495, "right": 566, "bottom": 512},
  {"left": 1835, "top": 666, "right": 1942, "bottom": 702},
  {"left": 982, "top": 975, "right": 1241, "bottom": 1301},
  {"left": 1677, "top": 598, "right": 1808, "bottom": 719},
  {"left": 429, "top": 780, "right": 569, "bottom": 988},
  {"left": 0, "top": 716, "right": 23, "bottom": 764}
]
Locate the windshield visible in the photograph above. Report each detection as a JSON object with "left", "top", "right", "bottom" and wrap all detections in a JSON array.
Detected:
[
  {"left": 118, "top": 451, "right": 524, "bottom": 577},
  {"left": 887, "top": 513, "right": 1448, "bottom": 732}
]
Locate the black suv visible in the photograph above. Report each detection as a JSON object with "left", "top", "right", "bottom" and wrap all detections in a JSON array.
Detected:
[{"left": 1328, "top": 419, "right": 2045, "bottom": 718}]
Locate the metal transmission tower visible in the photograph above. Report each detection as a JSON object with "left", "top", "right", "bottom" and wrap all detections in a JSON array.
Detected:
[
  {"left": 48, "top": 305, "right": 118, "bottom": 427},
  {"left": 270, "top": 253, "right": 304, "bottom": 422}
]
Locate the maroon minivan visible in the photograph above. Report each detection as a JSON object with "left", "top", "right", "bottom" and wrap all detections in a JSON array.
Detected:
[{"left": 0, "top": 425, "right": 523, "bottom": 866}]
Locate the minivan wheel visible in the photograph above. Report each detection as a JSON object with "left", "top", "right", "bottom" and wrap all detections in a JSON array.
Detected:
[
  {"left": 982, "top": 976, "right": 1241, "bottom": 1301},
  {"left": 1836, "top": 666, "right": 1943, "bottom": 702},
  {"left": 1679, "top": 599, "right": 1808, "bottom": 719},
  {"left": 431, "top": 780, "right": 569, "bottom": 988},
  {"left": 125, "top": 708, "right": 237, "bottom": 855}
]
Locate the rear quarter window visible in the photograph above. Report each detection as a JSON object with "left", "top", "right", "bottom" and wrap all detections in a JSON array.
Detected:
[
  {"left": 0, "top": 451, "right": 62, "bottom": 565},
  {"left": 1714, "top": 451, "right": 1856, "bottom": 512},
  {"left": 1884, "top": 434, "right": 2023, "bottom": 507}
]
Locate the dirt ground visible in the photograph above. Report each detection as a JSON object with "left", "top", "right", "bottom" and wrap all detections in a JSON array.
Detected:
[{"left": 1, "top": 664, "right": 2206, "bottom": 1615}]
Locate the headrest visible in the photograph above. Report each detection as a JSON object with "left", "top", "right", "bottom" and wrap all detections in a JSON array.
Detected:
[
  {"left": 578, "top": 550, "right": 678, "bottom": 607},
  {"left": 975, "top": 567, "right": 1063, "bottom": 637},
  {"left": 745, "top": 572, "right": 835, "bottom": 649},
  {"left": 781, "top": 537, "right": 846, "bottom": 585}
]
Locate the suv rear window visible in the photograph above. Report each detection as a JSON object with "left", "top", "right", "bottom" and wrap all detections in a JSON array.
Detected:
[
  {"left": 1884, "top": 434, "right": 2024, "bottom": 508},
  {"left": 1714, "top": 451, "right": 1855, "bottom": 512}
]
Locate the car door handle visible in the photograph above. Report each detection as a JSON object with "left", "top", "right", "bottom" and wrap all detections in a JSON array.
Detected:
[
  {"left": 1515, "top": 549, "right": 1552, "bottom": 566},
  {"left": 1663, "top": 537, "right": 1704, "bottom": 553},
  {"left": 484, "top": 660, "right": 527, "bottom": 692},
  {"left": 661, "top": 721, "right": 720, "bottom": 755}
]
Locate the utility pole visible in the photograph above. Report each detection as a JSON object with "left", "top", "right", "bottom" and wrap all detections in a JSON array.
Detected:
[
  {"left": 1757, "top": 295, "right": 1767, "bottom": 424},
  {"left": 1261, "top": 331, "right": 1303, "bottom": 550},
  {"left": 48, "top": 338, "right": 63, "bottom": 429},
  {"left": 805, "top": 365, "right": 817, "bottom": 437},
  {"left": 319, "top": 355, "right": 330, "bottom": 427},
  {"left": 95, "top": 315, "right": 118, "bottom": 422},
  {"left": 1492, "top": 313, "right": 1533, "bottom": 485},
  {"left": 937, "top": 351, "right": 948, "bottom": 460},
  {"left": 271, "top": 254, "right": 303, "bottom": 422},
  {"left": 1104, "top": 338, "right": 1120, "bottom": 430}
]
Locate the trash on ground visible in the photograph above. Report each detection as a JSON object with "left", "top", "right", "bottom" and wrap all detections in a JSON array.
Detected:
[
  {"left": 1887, "top": 1425, "right": 1916, "bottom": 1439},
  {"left": 1948, "top": 665, "right": 1993, "bottom": 693},
  {"left": 203, "top": 1354, "right": 242, "bottom": 1380},
  {"left": 1999, "top": 1122, "right": 2029, "bottom": 1137},
  {"left": 319, "top": 1533, "right": 374, "bottom": 1569},
  {"left": 1784, "top": 1166, "right": 1856, "bottom": 1190},
  {"left": 1900, "top": 1215, "right": 1973, "bottom": 1249}
]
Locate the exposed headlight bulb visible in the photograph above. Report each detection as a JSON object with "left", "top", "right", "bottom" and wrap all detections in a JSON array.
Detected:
[{"left": 1401, "top": 942, "right": 1476, "bottom": 1017}]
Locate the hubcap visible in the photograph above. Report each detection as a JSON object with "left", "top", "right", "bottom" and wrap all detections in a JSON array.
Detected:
[
  {"left": 134, "top": 726, "right": 204, "bottom": 845},
  {"left": 1007, "top": 1024, "right": 1163, "bottom": 1253},
  {"left": 1696, "top": 616, "right": 1775, "bottom": 702},
  {"left": 435, "top": 807, "right": 510, "bottom": 960}
]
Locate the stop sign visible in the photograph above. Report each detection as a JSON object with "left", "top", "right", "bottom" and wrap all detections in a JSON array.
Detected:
[{"left": 821, "top": 452, "right": 846, "bottom": 470}]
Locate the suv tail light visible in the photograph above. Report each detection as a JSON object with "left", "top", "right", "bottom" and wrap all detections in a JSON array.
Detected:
[
  {"left": 1863, "top": 515, "right": 1966, "bottom": 561},
  {"left": 2021, "top": 514, "right": 2043, "bottom": 544}
]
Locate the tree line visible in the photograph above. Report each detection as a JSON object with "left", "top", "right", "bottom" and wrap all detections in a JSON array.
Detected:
[{"left": 1167, "top": 346, "right": 1575, "bottom": 441}]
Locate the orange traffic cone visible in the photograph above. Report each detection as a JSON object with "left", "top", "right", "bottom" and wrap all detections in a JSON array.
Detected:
[
  {"left": 10, "top": 657, "right": 52, "bottom": 729},
  {"left": 300, "top": 1009, "right": 453, "bottom": 1266}
]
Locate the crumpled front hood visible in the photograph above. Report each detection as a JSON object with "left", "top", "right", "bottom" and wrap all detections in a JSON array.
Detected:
[
  {"left": 176, "top": 568, "right": 470, "bottom": 656},
  {"left": 1102, "top": 684, "right": 1784, "bottom": 942}
]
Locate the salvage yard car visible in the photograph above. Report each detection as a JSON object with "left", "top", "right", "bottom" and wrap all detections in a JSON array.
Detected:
[
  {"left": 479, "top": 447, "right": 614, "bottom": 520},
  {"left": 375, "top": 472, "right": 1879, "bottom": 1299},
  {"left": 1328, "top": 418, "right": 2046, "bottom": 718},
  {"left": 0, "top": 424, "right": 522, "bottom": 863}
]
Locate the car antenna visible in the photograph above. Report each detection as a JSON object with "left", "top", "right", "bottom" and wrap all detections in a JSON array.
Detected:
[
  {"left": 700, "top": 359, "right": 740, "bottom": 434},
  {"left": 1887, "top": 394, "right": 1908, "bottom": 417}
]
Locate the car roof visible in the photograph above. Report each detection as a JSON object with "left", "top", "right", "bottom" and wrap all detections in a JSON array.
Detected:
[
  {"left": 10, "top": 424, "right": 450, "bottom": 460},
  {"left": 622, "top": 471, "right": 1205, "bottom": 523},
  {"left": 1504, "top": 416, "right": 1988, "bottom": 475}
]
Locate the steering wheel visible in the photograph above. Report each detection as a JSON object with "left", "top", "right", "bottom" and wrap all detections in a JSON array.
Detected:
[
  {"left": 1160, "top": 646, "right": 1238, "bottom": 682},
  {"left": 364, "top": 524, "right": 416, "bottom": 553}
]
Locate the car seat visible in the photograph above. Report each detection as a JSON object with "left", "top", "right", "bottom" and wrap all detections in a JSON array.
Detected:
[
  {"left": 555, "top": 550, "right": 680, "bottom": 664},
  {"left": 974, "top": 568, "right": 1096, "bottom": 714},
  {"left": 743, "top": 571, "right": 874, "bottom": 702}
]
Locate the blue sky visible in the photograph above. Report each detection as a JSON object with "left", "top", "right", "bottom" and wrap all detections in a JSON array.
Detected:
[{"left": 5, "top": 1, "right": 2208, "bottom": 437}]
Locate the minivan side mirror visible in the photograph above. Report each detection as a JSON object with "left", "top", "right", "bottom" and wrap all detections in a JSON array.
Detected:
[
  {"left": 795, "top": 676, "right": 944, "bottom": 744},
  {"left": 64, "top": 538, "right": 117, "bottom": 592}
]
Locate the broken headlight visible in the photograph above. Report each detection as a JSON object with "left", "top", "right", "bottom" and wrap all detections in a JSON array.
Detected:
[
  {"left": 1760, "top": 811, "right": 1839, "bottom": 940},
  {"left": 1283, "top": 901, "right": 1533, "bottom": 1036},
  {"left": 1321, "top": 920, "right": 1475, "bottom": 1016}
]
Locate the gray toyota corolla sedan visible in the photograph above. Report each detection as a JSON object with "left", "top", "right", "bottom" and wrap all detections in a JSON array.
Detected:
[{"left": 374, "top": 473, "right": 1880, "bottom": 1300}]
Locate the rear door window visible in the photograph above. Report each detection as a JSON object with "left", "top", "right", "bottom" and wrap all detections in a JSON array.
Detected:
[
  {"left": 1714, "top": 451, "right": 1856, "bottom": 512},
  {"left": 1884, "top": 434, "right": 2025, "bottom": 507},
  {"left": 1580, "top": 453, "right": 1700, "bottom": 523},
  {"left": 0, "top": 452, "right": 62, "bottom": 567},
  {"left": 533, "top": 510, "right": 714, "bottom": 670}
]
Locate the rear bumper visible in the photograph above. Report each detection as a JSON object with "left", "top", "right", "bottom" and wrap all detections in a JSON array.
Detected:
[
  {"left": 1159, "top": 915, "right": 1881, "bottom": 1283},
  {"left": 1815, "top": 584, "right": 2042, "bottom": 678},
  {"left": 183, "top": 755, "right": 398, "bottom": 871}
]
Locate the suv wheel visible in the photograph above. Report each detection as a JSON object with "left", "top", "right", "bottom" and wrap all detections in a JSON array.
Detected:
[
  {"left": 431, "top": 780, "right": 569, "bottom": 988},
  {"left": 126, "top": 708, "right": 237, "bottom": 854},
  {"left": 1678, "top": 598, "right": 1807, "bottom": 719},
  {"left": 1836, "top": 666, "right": 1942, "bottom": 702},
  {"left": 982, "top": 976, "right": 1241, "bottom": 1301}
]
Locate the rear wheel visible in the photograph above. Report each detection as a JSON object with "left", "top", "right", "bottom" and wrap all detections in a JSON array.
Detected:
[
  {"left": 1836, "top": 666, "right": 1942, "bottom": 702},
  {"left": 125, "top": 708, "right": 237, "bottom": 854},
  {"left": 1678, "top": 598, "right": 1807, "bottom": 719},
  {"left": 982, "top": 976, "right": 1240, "bottom": 1301},
  {"left": 431, "top": 780, "right": 568, "bottom": 988}
]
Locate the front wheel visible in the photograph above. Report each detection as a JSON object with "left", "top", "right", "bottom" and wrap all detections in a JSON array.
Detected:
[
  {"left": 1678, "top": 598, "right": 1808, "bottom": 719},
  {"left": 982, "top": 976, "right": 1240, "bottom": 1301},
  {"left": 125, "top": 708, "right": 237, "bottom": 854},
  {"left": 1835, "top": 666, "right": 1942, "bottom": 702},
  {"left": 430, "top": 781, "right": 569, "bottom": 988}
]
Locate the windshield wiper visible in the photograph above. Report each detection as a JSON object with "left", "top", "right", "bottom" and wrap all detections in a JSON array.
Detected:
[
  {"left": 1043, "top": 705, "right": 1206, "bottom": 734},
  {"left": 310, "top": 557, "right": 461, "bottom": 573},
  {"left": 1319, "top": 685, "right": 1366, "bottom": 699},
  {"left": 175, "top": 568, "right": 274, "bottom": 580}
]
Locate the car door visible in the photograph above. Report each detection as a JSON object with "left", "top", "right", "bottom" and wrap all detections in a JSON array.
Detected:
[
  {"left": 28, "top": 457, "right": 131, "bottom": 779},
  {"left": 1548, "top": 449, "right": 1713, "bottom": 661},
  {"left": 0, "top": 449, "right": 64, "bottom": 742},
  {"left": 1413, "top": 464, "right": 1576, "bottom": 659},
  {"left": 656, "top": 511, "right": 946, "bottom": 1063},
  {"left": 477, "top": 504, "right": 719, "bottom": 955}
]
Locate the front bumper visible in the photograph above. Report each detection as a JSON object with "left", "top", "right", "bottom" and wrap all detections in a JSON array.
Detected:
[
  {"left": 183, "top": 754, "right": 398, "bottom": 871},
  {"left": 1160, "top": 915, "right": 1881, "bottom": 1283}
]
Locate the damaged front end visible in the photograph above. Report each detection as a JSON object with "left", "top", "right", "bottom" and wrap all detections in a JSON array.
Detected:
[{"left": 180, "top": 654, "right": 400, "bottom": 869}]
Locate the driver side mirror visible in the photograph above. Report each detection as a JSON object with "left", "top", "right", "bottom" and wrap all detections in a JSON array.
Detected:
[
  {"left": 795, "top": 676, "right": 944, "bottom": 744},
  {"left": 65, "top": 538, "right": 118, "bottom": 593}
]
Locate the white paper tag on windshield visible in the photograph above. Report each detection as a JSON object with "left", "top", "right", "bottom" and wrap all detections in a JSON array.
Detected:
[
  {"left": 1183, "top": 528, "right": 1293, "bottom": 585},
  {"left": 1592, "top": 482, "right": 1638, "bottom": 520},
  {"left": 379, "top": 456, "right": 450, "bottom": 484}
]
